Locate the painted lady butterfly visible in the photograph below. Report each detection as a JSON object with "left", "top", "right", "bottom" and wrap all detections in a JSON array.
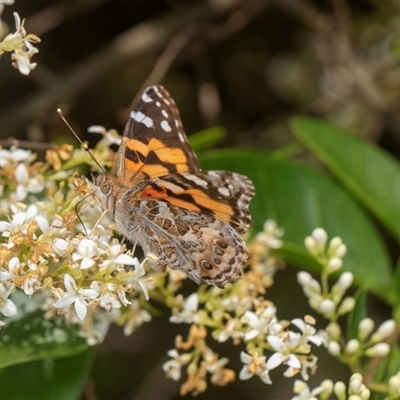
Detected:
[{"left": 94, "top": 85, "right": 255, "bottom": 288}]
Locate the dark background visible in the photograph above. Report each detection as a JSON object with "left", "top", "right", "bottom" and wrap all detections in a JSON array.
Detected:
[{"left": 0, "top": 1, "right": 398, "bottom": 399}]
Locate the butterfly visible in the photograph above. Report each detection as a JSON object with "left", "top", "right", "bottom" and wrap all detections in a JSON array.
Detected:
[{"left": 94, "top": 85, "right": 255, "bottom": 288}]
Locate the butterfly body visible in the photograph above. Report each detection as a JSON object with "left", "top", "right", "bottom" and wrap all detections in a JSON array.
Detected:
[{"left": 95, "top": 85, "right": 254, "bottom": 288}]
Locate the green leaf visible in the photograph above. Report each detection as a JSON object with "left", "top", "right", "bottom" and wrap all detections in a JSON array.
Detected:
[
  {"left": 200, "top": 150, "right": 392, "bottom": 302},
  {"left": 347, "top": 288, "right": 368, "bottom": 340},
  {"left": 0, "top": 348, "right": 94, "bottom": 400},
  {"left": 188, "top": 126, "right": 226, "bottom": 152},
  {"left": 0, "top": 307, "right": 88, "bottom": 369},
  {"left": 291, "top": 116, "right": 400, "bottom": 238}
]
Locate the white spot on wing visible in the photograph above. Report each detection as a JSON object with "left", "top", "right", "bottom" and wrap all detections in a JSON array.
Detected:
[
  {"left": 178, "top": 132, "right": 185, "bottom": 142},
  {"left": 131, "top": 111, "right": 153, "bottom": 128},
  {"left": 142, "top": 92, "right": 152, "bottom": 102},
  {"left": 184, "top": 174, "right": 209, "bottom": 187},
  {"left": 218, "top": 187, "right": 230, "bottom": 196},
  {"left": 156, "top": 101, "right": 161, "bottom": 107},
  {"left": 162, "top": 109, "right": 169, "bottom": 118},
  {"left": 161, "top": 120, "right": 171, "bottom": 132}
]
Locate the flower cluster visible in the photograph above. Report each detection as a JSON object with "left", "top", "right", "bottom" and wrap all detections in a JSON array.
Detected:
[
  {"left": 162, "top": 222, "right": 326, "bottom": 395},
  {"left": 297, "top": 227, "right": 398, "bottom": 399},
  {"left": 292, "top": 373, "right": 370, "bottom": 400},
  {"left": 0, "top": 2, "right": 40, "bottom": 75},
  {"left": 0, "top": 134, "right": 154, "bottom": 345}
]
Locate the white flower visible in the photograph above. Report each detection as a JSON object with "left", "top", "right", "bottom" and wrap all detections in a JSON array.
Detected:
[
  {"left": 292, "top": 380, "right": 324, "bottom": 400},
  {"left": 0, "top": 283, "right": 17, "bottom": 317},
  {"left": 0, "top": 146, "right": 32, "bottom": 167},
  {"left": 0, "top": 256, "right": 20, "bottom": 282},
  {"left": 170, "top": 293, "right": 198, "bottom": 324},
  {"left": 99, "top": 243, "right": 138, "bottom": 268},
  {"left": 255, "top": 220, "right": 283, "bottom": 249},
  {"left": 54, "top": 274, "right": 99, "bottom": 320},
  {"left": 292, "top": 318, "right": 326, "bottom": 347},
  {"left": 14, "top": 163, "right": 43, "bottom": 200},
  {"left": 126, "top": 257, "right": 151, "bottom": 301},
  {"left": 162, "top": 349, "right": 192, "bottom": 381},
  {"left": 267, "top": 332, "right": 302, "bottom": 371},
  {"left": 239, "top": 351, "right": 271, "bottom": 384},
  {"left": 243, "top": 306, "right": 280, "bottom": 341},
  {"left": 72, "top": 238, "right": 98, "bottom": 269}
]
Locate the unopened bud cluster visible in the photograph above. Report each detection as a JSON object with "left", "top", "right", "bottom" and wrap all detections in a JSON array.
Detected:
[{"left": 299, "top": 228, "right": 352, "bottom": 321}]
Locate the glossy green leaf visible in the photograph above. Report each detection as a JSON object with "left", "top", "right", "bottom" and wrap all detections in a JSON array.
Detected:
[
  {"left": 0, "top": 308, "right": 88, "bottom": 369},
  {"left": 347, "top": 288, "right": 367, "bottom": 340},
  {"left": 0, "top": 348, "right": 94, "bottom": 400},
  {"left": 189, "top": 126, "right": 226, "bottom": 152},
  {"left": 291, "top": 116, "right": 400, "bottom": 238},
  {"left": 200, "top": 150, "right": 392, "bottom": 301}
]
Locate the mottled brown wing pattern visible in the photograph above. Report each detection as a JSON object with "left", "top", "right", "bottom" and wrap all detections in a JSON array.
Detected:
[
  {"left": 114, "top": 198, "right": 248, "bottom": 288},
  {"left": 114, "top": 85, "right": 200, "bottom": 181},
  {"left": 95, "top": 84, "right": 255, "bottom": 288}
]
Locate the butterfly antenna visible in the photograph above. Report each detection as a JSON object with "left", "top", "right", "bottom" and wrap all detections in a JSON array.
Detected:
[{"left": 57, "top": 108, "right": 107, "bottom": 174}]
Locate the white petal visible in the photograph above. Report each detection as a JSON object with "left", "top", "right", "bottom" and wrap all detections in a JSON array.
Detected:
[
  {"left": 267, "top": 335, "right": 283, "bottom": 351},
  {"left": 239, "top": 367, "right": 253, "bottom": 380},
  {"left": 291, "top": 318, "right": 305, "bottom": 332},
  {"left": 64, "top": 274, "right": 77, "bottom": 293},
  {"left": 53, "top": 239, "right": 68, "bottom": 253},
  {"left": 80, "top": 288, "right": 99, "bottom": 299},
  {"left": 80, "top": 257, "right": 95, "bottom": 269},
  {"left": 240, "top": 351, "right": 252, "bottom": 363},
  {"left": 26, "top": 205, "right": 38, "bottom": 219},
  {"left": 245, "top": 329, "right": 259, "bottom": 341},
  {"left": 266, "top": 352, "right": 283, "bottom": 370},
  {"left": 74, "top": 297, "right": 87, "bottom": 320},
  {"left": 15, "top": 185, "right": 27, "bottom": 201},
  {"left": 0, "top": 221, "right": 11, "bottom": 232},
  {"left": 114, "top": 254, "right": 137, "bottom": 265},
  {"left": 15, "top": 163, "right": 28, "bottom": 183},
  {"left": 1, "top": 298, "right": 17, "bottom": 316},
  {"left": 287, "top": 354, "right": 302, "bottom": 369},
  {"left": 35, "top": 216, "right": 49, "bottom": 233},
  {"left": 78, "top": 238, "right": 97, "bottom": 257},
  {"left": 54, "top": 293, "right": 76, "bottom": 308}
]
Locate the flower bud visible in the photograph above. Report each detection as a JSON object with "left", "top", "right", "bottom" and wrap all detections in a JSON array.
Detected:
[
  {"left": 328, "top": 340, "right": 341, "bottom": 356},
  {"left": 319, "top": 299, "right": 336, "bottom": 317},
  {"left": 389, "top": 373, "right": 400, "bottom": 396},
  {"left": 372, "top": 319, "right": 396, "bottom": 342},
  {"left": 349, "top": 373, "right": 363, "bottom": 393},
  {"left": 297, "top": 271, "right": 312, "bottom": 286},
  {"left": 312, "top": 228, "right": 328, "bottom": 251},
  {"left": 327, "top": 322, "right": 341, "bottom": 340},
  {"left": 328, "top": 236, "right": 343, "bottom": 252},
  {"left": 365, "top": 343, "right": 390, "bottom": 357},
  {"left": 305, "top": 236, "right": 317, "bottom": 255},
  {"left": 320, "top": 379, "right": 334, "bottom": 396},
  {"left": 326, "top": 257, "right": 343, "bottom": 274},
  {"left": 345, "top": 339, "right": 360, "bottom": 354},
  {"left": 338, "top": 297, "right": 355, "bottom": 315},
  {"left": 358, "top": 318, "right": 374, "bottom": 341},
  {"left": 334, "top": 381, "right": 346, "bottom": 400},
  {"left": 336, "top": 272, "right": 353, "bottom": 290},
  {"left": 360, "top": 388, "right": 371, "bottom": 399}
]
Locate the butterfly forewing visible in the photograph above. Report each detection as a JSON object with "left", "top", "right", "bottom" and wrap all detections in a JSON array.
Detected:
[{"left": 115, "top": 85, "right": 201, "bottom": 181}]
